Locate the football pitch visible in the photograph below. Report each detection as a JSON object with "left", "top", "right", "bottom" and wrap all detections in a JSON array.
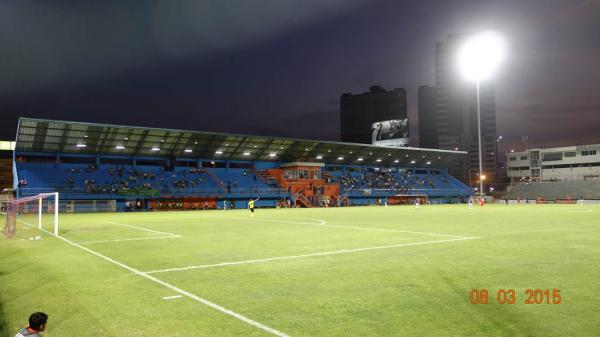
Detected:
[{"left": 1, "top": 204, "right": 599, "bottom": 337}]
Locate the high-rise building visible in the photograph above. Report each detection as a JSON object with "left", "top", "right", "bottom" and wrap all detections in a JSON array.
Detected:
[
  {"left": 417, "top": 85, "right": 438, "bottom": 149},
  {"left": 340, "top": 85, "right": 407, "bottom": 144},
  {"left": 434, "top": 33, "right": 498, "bottom": 187}
]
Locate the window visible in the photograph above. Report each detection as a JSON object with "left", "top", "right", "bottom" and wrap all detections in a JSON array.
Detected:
[
  {"left": 564, "top": 152, "right": 576, "bottom": 158},
  {"left": 509, "top": 157, "right": 517, "bottom": 161},
  {"left": 542, "top": 164, "right": 571, "bottom": 169},
  {"left": 542, "top": 153, "right": 563, "bottom": 161},
  {"left": 520, "top": 156, "right": 528, "bottom": 160},
  {"left": 582, "top": 150, "right": 597, "bottom": 156}
]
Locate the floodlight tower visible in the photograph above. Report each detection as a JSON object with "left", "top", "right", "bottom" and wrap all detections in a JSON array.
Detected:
[{"left": 457, "top": 31, "right": 506, "bottom": 197}]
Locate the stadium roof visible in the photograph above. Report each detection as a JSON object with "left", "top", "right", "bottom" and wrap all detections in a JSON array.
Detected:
[{"left": 15, "top": 118, "right": 466, "bottom": 168}]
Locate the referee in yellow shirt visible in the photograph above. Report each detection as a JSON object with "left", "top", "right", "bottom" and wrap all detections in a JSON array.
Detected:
[{"left": 248, "top": 197, "right": 259, "bottom": 218}]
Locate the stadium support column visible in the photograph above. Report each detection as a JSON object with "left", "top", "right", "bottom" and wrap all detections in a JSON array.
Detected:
[
  {"left": 54, "top": 192, "right": 59, "bottom": 236},
  {"left": 476, "top": 80, "right": 484, "bottom": 197},
  {"left": 38, "top": 197, "right": 42, "bottom": 229}
]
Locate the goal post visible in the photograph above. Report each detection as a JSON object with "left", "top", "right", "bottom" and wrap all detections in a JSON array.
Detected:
[{"left": 4, "top": 192, "right": 59, "bottom": 238}]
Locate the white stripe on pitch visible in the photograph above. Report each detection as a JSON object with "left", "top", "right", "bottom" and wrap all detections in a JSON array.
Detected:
[
  {"left": 106, "top": 221, "right": 179, "bottom": 237},
  {"left": 162, "top": 295, "right": 183, "bottom": 300},
  {"left": 191, "top": 214, "right": 470, "bottom": 238},
  {"left": 17, "top": 220, "right": 290, "bottom": 337},
  {"left": 144, "top": 236, "right": 478, "bottom": 274},
  {"left": 79, "top": 235, "right": 180, "bottom": 245}
]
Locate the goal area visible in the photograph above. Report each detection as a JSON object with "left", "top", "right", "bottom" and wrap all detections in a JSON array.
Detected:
[{"left": 3, "top": 193, "right": 59, "bottom": 238}]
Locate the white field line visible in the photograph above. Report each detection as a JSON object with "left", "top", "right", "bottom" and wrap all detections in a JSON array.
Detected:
[
  {"left": 79, "top": 235, "right": 180, "bottom": 245},
  {"left": 17, "top": 219, "right": 291, "bottom": 337},
  {"left": 143, "top": 236, "right": 478, "bottom": 275},
  {"left": 191, "top": 214, "right": 470, "bottom": 238},
  {"left": 106, "top": 221, "right": 179, "bottom": 237},
  {"left": 162, "top": 295, "right": 183, "bottom": 300}
]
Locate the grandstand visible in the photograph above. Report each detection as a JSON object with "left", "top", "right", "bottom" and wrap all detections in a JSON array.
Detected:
[
  {"left": 13, "top": 118, "right": 472, "bottom": 211},
  {"left": 507, "top": 180, "right": 600, "bottom": 202}
]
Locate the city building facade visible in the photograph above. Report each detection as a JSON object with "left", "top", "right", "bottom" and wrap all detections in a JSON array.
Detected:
[
  {"left": 418, "top": 85, "right": 438, "bottom": 149},
  {"left": 506, "top": 144, "right": 600, "bottom": 182},
  {"left": 340, "top": 85, "right": 407, "bottom": 144}
]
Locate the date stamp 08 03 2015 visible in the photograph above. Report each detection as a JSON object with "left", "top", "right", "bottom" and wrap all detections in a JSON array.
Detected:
[{"left": 469, "top": 288, "right": 562, "bottom": 305}]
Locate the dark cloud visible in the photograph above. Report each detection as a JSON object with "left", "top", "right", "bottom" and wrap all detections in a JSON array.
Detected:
[{"left": 0, "top": 0, "right": 599, "bottom": 151}]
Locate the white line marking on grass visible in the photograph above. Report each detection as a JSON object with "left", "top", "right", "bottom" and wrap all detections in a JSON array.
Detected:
[
  {"left": 17, "top": 220, "right": 290, "bottom": 337},
  {"left": 144, "top": 236, "right": 478, "bottom": 274},
  {"left": 106, "top": 221, "right": 179, "bottom": 237},
  {"left": 191, "top": 214, "right": 469, "bottom": 238},
  {"left": 162, "top": 295, "right": 183, "bottom": 300},
  {"left": 79, "top": 235, "right": 180, "bottom": 245}
]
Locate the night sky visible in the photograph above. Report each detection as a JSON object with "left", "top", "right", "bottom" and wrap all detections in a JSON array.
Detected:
[{"left": 1, "top": 0, "right": 599, "bottom": 155}]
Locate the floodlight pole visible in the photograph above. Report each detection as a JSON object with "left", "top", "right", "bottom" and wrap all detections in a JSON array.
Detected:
[{"left": 476, "top": 80, "right": 484, "bottom": 197}]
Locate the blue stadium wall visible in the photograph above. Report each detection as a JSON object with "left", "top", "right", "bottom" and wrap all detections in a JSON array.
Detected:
[{"left": 14, "top": 152, "right": 472, "bottom": 212}]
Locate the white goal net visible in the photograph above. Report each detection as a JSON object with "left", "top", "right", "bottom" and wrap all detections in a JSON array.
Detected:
[{"left": 4, "top": 193, "right": 59, "bottom": 238}]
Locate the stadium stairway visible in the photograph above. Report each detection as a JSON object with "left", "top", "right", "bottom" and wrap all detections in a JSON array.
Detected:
[
  {"left": 205, "top": 168, "right": 227, "bottom": 194},
  {"left": 255, "top": 170, "right": 280, "bottom": 188},
  {"left": 295, "top": 194, "right": 314, "bottom": 208}
]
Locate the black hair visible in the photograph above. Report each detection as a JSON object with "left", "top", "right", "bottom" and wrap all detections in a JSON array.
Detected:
[{"left": 28, "top": 312, "right": 48, "bottom": 330}]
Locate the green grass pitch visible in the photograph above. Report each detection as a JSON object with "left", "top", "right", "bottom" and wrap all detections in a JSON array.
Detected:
[{"left": 1, "top": 204, "right": 599, "bottom": 336}]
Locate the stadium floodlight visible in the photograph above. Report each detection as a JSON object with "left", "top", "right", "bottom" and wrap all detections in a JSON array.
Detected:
[
  {"left": 151, "top": 147, "right": 160, "bottom": 151},
  {"left": 337, "top": 156, "right": 344, "bottom": 160},
  {"left": 457, "top": 31, "right": 505, "bottom": 82},
  {"left": 269, "top": 152, "right": 276, "bottom": 157},
  {"left": 243, "top": 152, "right": 251, "bottom": 156},
  {"left": 115, "top": 145, "right": 125, "bottom": 150},
  {"left": 215, "top": 150, "right": 223, "bottom": 155},
  {"left": 394, "top": 159, "right": 399, "bottom": 163},
  {"left": 410, "top": 160, "right": 416, "bottom": 164},
  {"left": 357, "top": 158, "right": 363, "bottom": 161},
  {"left": 184, "top": 149, "right": 193, "bottom": 153},
  {"left": 457, "top": 30, "right": 506, "bottom": 197},
  {"left": 426, "top": 161, "right": 432, "bottom": 165},
  {"left": 316, "top": 155, "right": 323, "bottom": 159},
  {"left": 376, "top": 159, "right": 382, "bottom": 162},
  {"left": 76, "top": 143, "right": 86, "bottom": 148}
]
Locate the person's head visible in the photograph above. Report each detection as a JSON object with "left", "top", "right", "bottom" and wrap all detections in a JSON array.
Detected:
[{"left": 29, "top": 312, "right": 48, "bottom": 332}]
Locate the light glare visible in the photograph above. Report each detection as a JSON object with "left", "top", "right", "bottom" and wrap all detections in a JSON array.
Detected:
[{"left": 457, "top": 31, "right": 506, "bottom": 82}]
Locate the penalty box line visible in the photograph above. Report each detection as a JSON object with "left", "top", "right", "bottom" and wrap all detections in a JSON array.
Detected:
[
  {"left": 77, "top": 221, "right": 181, "bottom": 244},
  {"left": 143, "top": 236, "right": 478, "bottom": 275},
  {"left": 17, "top": 219, "right": 291, "bottom": 337}
]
